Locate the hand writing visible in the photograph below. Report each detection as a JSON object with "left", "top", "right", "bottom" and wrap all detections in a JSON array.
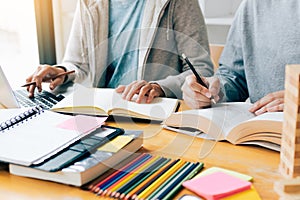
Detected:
[{"left": 182, "top": 75, "right": 220, "bottom": 109}]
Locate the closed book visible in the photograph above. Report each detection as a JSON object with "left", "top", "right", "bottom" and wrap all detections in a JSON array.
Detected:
[{"left": 9, "top": 130, "right": 143, "bottom": 186}]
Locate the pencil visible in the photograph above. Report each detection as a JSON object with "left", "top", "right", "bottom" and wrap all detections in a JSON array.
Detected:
[
  {"left": 108, "top": 156, "right": 159, "bottom": 197},
  {"left": 146, "top": 162, "right": 192, "bottom": 200},
  {"left": 136, "top": 160, "right": 186, "bottom": 199},
  {"left": 21, "top": 70, "right": 75, "bottom": 87},
  {"left": 182, "top": 53, "right": 216, "bottom": 104},
  {"left": 122, "top": 158, "right": 171, "bottom": 200},
  {"left": 160, "top": 162, "right": 204, "bottom": 200},
  {"left": 128, "top": 159, "right": 179, "bottom": 200},
  {"left": 115, "top": 157, "right": 168, "bottom": 199},
  {"left": 92, "top": 153, "right": 147, "bottom": 193},
  {"left": 97, "top": 154, "right": 152, "bottom": 195}
]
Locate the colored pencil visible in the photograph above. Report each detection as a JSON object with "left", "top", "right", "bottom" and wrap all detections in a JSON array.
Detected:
[
  {"left": 107, "top": 155, "right": 160, "bottom": 197},
  {"left": 136, "top": 160, "right": 186, "bottom": 199},
  {"left": 93, "top": 153, "right": 150, "bottom": 194},
  {"left": 120, "top": 158, "right": 171, "bottom": 200},
  {"left": 146, "top": 162, "right": 192, "bottom": 200},
  {"left": 87, "top": 153, "right": 141, "bottom": 191},
  {"left": 98, "top": 154, "right": 152, "bottom": 195},
  {"left": 128, "top": 159, "right": 179, "bottom": 200},
  {"left": 160, "top": 162, "right": 204, "bottom": 200},
  {"left": 113, "top": 157, "right": 168, "bottom": 198}
]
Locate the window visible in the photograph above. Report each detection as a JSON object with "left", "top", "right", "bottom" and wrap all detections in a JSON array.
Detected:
[{"left": 0, "top": 0, "right": 39, "bottom": 88}]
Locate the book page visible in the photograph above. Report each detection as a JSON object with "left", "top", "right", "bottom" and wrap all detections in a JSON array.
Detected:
[
  {"left": 53, "top": 84, "right": 178, "bottom": 120},
  {"left": 180, "top": 102, "right": 255, "bottom": 139},
  {"left": 108, "top": 94, "right": 178, "bottom": 120},
  {"left": 52, "top": 84, "right": 113, "bottom": 114},
  {"left": 247, "top": 112, "right": 283, "bottom": 122}
]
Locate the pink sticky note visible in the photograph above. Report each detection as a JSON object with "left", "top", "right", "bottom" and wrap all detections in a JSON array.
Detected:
[
  {"left": 182, "top": 171, "right": 251, "bottom": 200},
  {"left": 57, "top": 115, "right": 107, "bottom": 133}
]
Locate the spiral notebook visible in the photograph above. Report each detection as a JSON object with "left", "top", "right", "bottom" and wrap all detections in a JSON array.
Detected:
[{"left": 0, "top": 106, "right": 105, "bottom": 166}]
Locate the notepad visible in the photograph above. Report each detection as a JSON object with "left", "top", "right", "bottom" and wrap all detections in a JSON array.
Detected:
[
  {"left": 195, "top": 167, "right": 253, "bottom": 181},
  {"left": 182, "top": 171, "right": 252, "bottom": 200}
]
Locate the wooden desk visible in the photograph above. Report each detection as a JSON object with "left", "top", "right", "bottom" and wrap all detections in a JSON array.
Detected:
[{"left": 0, "top": 104, "right": 282, "bottom": 200}]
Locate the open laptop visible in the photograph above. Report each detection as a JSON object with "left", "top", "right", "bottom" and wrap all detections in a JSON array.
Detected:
[{"left": 0, "top": 66, "right": 64, "bottom": 109}]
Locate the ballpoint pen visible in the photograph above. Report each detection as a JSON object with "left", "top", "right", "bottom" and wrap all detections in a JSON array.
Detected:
[
  {"left": 21, "top": 70, "right": 75, "bottom": 87},
  {"left": 182, "top": 53, "right": 216, "bottom": 104}
]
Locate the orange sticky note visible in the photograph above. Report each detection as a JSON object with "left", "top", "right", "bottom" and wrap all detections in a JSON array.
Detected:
[
  {"left": 57, "top": 115, "right": 107, "bottom": 133},
  {"left": 182, "top": 171, "right": 252, "bottom": 200}
]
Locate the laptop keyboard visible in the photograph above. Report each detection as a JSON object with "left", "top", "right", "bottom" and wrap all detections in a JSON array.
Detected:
[
  {"left": 31, "top": 125, "right": 124, "bottom": 172},
  {"left": 14, "top": 89, "right": 65, "bottom": 109}
]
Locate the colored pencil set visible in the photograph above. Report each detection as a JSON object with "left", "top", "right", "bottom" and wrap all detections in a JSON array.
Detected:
[{"left": 87, "top": 153, "right": 204, "bottom": 200}]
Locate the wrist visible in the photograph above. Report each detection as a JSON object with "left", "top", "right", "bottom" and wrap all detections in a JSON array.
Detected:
[{"left": 150, "top": 83, "right": 165, "bottom": 97}]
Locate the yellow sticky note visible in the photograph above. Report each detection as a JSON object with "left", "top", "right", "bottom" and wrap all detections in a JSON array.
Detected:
[
  {"left": 195, "top": 167, "right": 253, "bottom": 181},
  {"left": 97, "top": 135, "right": 134, "bottom": 152},
  {"left": 222, "top": 186, "right": 261, "bottom": 200}
]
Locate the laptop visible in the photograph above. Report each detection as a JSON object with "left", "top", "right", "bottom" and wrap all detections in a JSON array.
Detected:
[{"left": 0, "top": 66, "right": 64, "bottom": 109}]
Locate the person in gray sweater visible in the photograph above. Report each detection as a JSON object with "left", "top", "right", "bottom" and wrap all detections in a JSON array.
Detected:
[
  {"left": 182, "top": 0, "right": 300, "bottom": 115},
  {"left": 26, "top": 0, "right": 213, "bottom": 103}
]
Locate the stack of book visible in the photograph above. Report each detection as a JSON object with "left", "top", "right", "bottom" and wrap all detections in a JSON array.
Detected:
[{"left": 9, "top": 130, "right": 143, "bottom": 186}]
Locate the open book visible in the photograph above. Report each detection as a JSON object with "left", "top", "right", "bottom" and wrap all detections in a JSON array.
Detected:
[
  {"left": 51, "top": 84, "right": 179, "bottom": 121},
  {"left": 162, "top": 102, "right": 283, "bottom": 151},
  {"left": 9, "top": 130, "right": 143, "bottom": 186}
]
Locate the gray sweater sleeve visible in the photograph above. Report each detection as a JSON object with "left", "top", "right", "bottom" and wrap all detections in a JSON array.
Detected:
[
  {"left": 155, "top": 0, "right": 214, "bottom": 99},
  {"left": 216, "top": 1, "right": 249, "bottom": 102}
]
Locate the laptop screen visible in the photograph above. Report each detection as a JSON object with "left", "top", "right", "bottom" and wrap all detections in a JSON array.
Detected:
[{"left": 0, "top": 66, "right": 20, "bottom": 108}]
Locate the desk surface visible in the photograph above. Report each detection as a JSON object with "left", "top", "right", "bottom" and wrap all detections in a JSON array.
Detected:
[{"left": 0, "top": 103, "right": 282, "bottom": 200}]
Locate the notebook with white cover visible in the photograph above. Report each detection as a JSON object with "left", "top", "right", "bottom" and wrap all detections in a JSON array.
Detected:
[{"left": 0, "top": 106, "right": 105, "bottom": 166}]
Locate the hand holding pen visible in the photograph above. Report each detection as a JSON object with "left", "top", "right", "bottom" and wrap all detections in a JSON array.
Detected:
[
  {"left": 24, "top": 65, "right": 75, "bottom": 98},
  {"left": 181, "top": 54, "right": 219, "bottom": 108},
  {"left": 22, "top": 70, "right": 75, "bottom": 87}
]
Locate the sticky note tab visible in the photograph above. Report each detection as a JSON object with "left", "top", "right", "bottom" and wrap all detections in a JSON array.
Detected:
[
  {"left": 182, "top": 171, "right": 252, "bottom": 200},
  {"left": 98, "top": 135, "right": 134, "bottom": 152},
  {"left": 57, "top": 115, "right": 107, "bottom": 133}
]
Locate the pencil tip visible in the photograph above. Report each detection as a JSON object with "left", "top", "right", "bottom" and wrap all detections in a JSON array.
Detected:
[{"left": 181, "top": 53, "right": 186, "bottom": 59}]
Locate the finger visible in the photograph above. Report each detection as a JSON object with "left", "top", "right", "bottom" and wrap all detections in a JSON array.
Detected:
[
  {"left": 49, "top": 77, "right": 65, "bottom": 90},
  {"left": 249, "top": 91, "right": 283, "bottom": 112},
  {"left": 136, "top": 84, "right": 152, "bottom": 103},
  {"left": 266, "top": 103, "right": 284, "bottom": 112},
  {"left": 208, "top": 77, "right": 220, "bottom": 102},
  {"left": 115, "top": 85, "right": 126, "bottom": 93},
  {"left": 28, "top": 84, "right": 37, "bottom": 98},
  {"left": 254, "top": 106, "right": 268, "bottom": 115},
  {"left": 125, "top": 80, "right": 147, "bottom": 101},
  {"left": 121, "top": 82, "right": 136, "bottom": 99},
  {"left": 183, "top": 86, "right": 211, "bottom": 109},
  {"left": 146, "top": 88, "right": 160, "bottom": 103},
  {"left": 265, "top": 98, "right": 284, "bottom": 109},
  {"left": 182, "top": 80, "right": 211, "bottom": 108}
]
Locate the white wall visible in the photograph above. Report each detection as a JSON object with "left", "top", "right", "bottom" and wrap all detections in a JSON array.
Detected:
[{"left": 199, "top": 0, "right": 243, "bottom": 44}]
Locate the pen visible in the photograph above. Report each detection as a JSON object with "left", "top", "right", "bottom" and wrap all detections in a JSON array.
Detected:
[
  {"left": 21, "top": 70, "right": 75, "bottom": 87},
  {"left": 182, "top": 53, "right": 216, "bottom": 104}
]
